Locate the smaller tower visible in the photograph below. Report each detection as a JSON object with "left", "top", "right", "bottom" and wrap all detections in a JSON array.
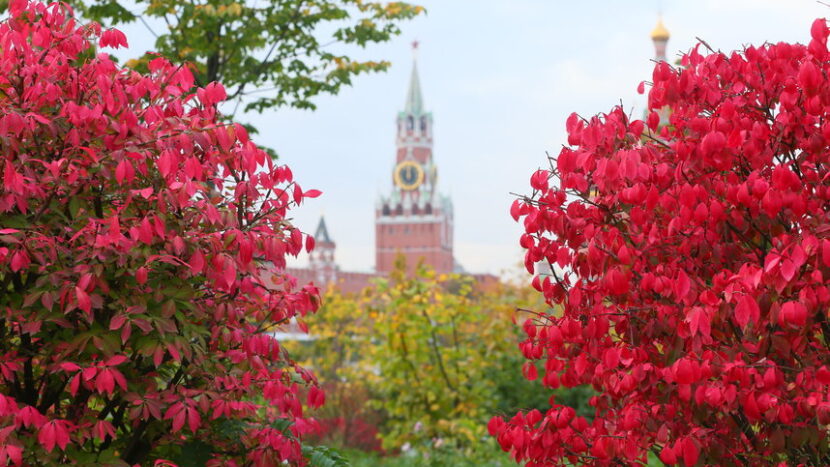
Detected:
[
  {"left": 651, "top": 17, "right": 670, "bottom": 62},
  {"left": 649, "top": 16, "right": 672, "bottom": 127},
  {"left": 309, "top": 216, "right": 337, "bottom": 286}
]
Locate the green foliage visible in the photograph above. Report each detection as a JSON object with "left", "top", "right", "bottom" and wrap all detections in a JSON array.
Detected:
[
  {"left": 303, "top": 445, "right": 352, "bottom": 467},
  {"left": 344, "top": 446, "right": 517, "bottom": 467},
  {"left": 72, "top": 0, "right": 425, "bottom": 117},
  {"left": 288, "top": 259, "right": 594, "bottom": 464},
  {"left": 363, "top": 266, "right": 500, "bottom": 453}
]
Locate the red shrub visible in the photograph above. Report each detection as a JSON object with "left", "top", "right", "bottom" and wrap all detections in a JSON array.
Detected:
[
  {"left": 494, "top": 18, "right": 830, "bottom": 467},
  {"left": 0, "top": 1, "right": 322, "bottom": 465}
]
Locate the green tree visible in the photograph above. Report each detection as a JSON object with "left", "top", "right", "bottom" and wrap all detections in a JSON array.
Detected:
[
  {"left": 62, "top": 0, "right": 424, "bottom": 119},
  {"left": 287, "top": 261, "right": 595, "bottom": 465}
]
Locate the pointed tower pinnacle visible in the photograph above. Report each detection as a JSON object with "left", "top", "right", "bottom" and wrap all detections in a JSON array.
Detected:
[
  {"left": 404, "top": 40, "right": 424, "bottom": 115},
  {"left": 314, "top": 216, "right": 332, "bottom": 244}
]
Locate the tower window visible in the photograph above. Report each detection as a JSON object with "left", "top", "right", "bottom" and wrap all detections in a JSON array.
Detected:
[
  {"left": 425, "top": 203, "right": 432, "bottom": 214},
  {"left": 420, "top": 116, "right": 427, "bottom": 134},
  {"left": 382, "top": 205, "right": 391, "bottom": 216},
  {"left": 407, "top": 116, "right": 414, "bottom": 131},
  {"left": 395, "top": 204, "right": 403, "bottom": 215}
]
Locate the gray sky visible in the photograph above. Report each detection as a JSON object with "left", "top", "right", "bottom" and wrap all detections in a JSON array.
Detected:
[{"left": 114, "top": 0, "right": 829, "bottom": 276}]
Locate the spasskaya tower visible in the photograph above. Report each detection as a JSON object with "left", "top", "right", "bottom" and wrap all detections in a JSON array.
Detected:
[{"left": 376, "top": 43, "right": 455, "bottom": 274}]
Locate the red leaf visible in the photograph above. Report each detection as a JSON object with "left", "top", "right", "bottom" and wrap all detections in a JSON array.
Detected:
[
  {"left": 734, "top": 295, "right": 760, "bottom": 329},
  {"left": 37, "top": 422, "right": 56, "bottom": 452},
  {"left": 303, "top": 189, "right": 322, "bottom": 199},
  {"left": 675, "top": 359, "right": 697, "bottom": 385},
  {"left": 75, "top": 287, "right": 91, "bottom": 314},
  {"left": 187, "top": 407, "right": 201, "bottom": 432},
  {"left": 674, "top": 269, "right": 691, "bottom": 300},
  {"left": 204, "top": 82, "right": 227, "bottom": 105},
  {"left": 682, "top": 438, "right": 699, "bottom": 467},
  {"left": 659, "top": 445, "right": 677, "bottom": 465},
  {"left": 812, "top": 18, "right": 829, "bottom": 43},
  {"left": 522, "top": 361, "right": 538, "bottom": 381},
  {"left": 700, "top": 131, "right": 726, "bottom": 157},
  {"left": 173, "top": 409, "right": 186, "bottom": 432},
  {"left": 292, "top": 184, "right": 303, "bottom": 205},
  {"left": 3, "top": 444, "right": 21, "bottom": 465},
  {"left": 798, "top": 61, "right": 822, "bottom": 94},
  {"left": 97, "top": 369, "right": 115, "bottom": 394},
  {"left": 779, "top": 301, "right": 808, "bottom": 328},
  {"left": 223, "top": 258, "right": 236, "bottom": 287},
  {"left": 510, "top": 199, "right": 522, "bottom": 221},
  {"left": 135, "top": 267, "right": 148, "bottom": 285},
  {"left": 99, "top": 28, "right": 128, "bottom": 49},
  {"left": 93, "top": 420, "right": 115, "bottom": 441},
  {"left": 10, "top": 250, "right": 29, "bottom": 272},
  {"left": 530, "top": 170, "right": 548, "bottom": 191},
  {"left": 106, "top": 355, "right": 128, "bottom": 366},
  {"left": 189, "top": 250, "right": 205, "bottom": 274},
  {"left": 109, "top": 314, "right": 127, "bottom": 330},
  {"left": 112, "top": 369, "right": 127, "bottom": 391},
  {"left": 115, "top": 159, "right": 133, "bottom": 185},
  {"left": 239, "top": 238, "right": 253, "bottom": 265},
  {"left": 69, "top": 374, "right": 81, "bottom": 396},
  {"left": 83, "top": 367, "right": 98, "bottom": 382},
  {"left": 59, "top": 362, "right": 80, "bottom": 372}
]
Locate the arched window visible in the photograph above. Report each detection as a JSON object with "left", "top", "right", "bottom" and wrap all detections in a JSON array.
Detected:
[
  {"left": 382, "top": 205, "right": 391, "bottom": 216},
  {"left": 406, "top": 116, "right": 414, "bottom": 131},
  {"left": 425, "top": 203, "right": 432, "bottom": 214},
  {"left": 420, "top": 116, "right": 427, "bottom": 134},
  {"left": 395, "top": 204, "right": 403, "bottom": 215}
]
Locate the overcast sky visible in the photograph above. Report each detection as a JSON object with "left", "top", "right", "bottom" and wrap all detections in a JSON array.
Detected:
[{"left": 114, "top": 0, "right": 829, "bottom": 277}]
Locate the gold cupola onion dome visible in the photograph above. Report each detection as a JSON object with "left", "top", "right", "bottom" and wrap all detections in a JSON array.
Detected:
[{"left": 651, "top": 18, "right": 670, "bottom": 41}]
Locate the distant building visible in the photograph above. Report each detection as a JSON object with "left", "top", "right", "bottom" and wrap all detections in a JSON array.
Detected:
[
  {"left": 651, "top": 16, "right": 670, "bottom": 62},
  {"left": 375, "top": 43, "right": 455, "bottom": 276},
  {"left": 649, "top": 16, "right": 672, "bottom": 126},
  {"left": 288, "top": 217, "right": 375, "bottom": 294},
  {"left": 288, "top": 43, "right": 496, "bottom": 294}
]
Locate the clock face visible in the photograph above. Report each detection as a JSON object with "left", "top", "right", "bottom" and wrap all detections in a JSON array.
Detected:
[{"left": 393, "top": 161, "right": 424, "bottom": 190}]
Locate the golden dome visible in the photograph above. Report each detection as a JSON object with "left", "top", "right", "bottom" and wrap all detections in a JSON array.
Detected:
[{"left": 651, "top": 18, "right": 670, "bottom": 41}]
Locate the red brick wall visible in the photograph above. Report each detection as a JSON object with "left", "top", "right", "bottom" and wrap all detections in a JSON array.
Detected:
[{"left": 375, "top": 219, "right": 453, "bottom": 274}]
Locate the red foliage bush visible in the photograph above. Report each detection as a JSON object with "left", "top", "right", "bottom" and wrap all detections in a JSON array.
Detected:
[
  {"left": 310, "top": 416, "right": 383, "bottom": 453},
  {"left": 0, "top": 1, "right": 322, "bottom": 465},
  {"left": 492, "top": 18, "right": 830, "bottom": 466},
  {"left": 303, "top": 381, "right": 383, "bottom": 453}
]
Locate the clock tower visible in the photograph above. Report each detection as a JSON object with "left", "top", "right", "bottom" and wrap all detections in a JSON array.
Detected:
[{"left": 376, "top": 43, "right": 455, "bottom": 275}]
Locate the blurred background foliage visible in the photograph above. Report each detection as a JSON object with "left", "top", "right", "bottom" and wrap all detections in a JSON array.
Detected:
[{"left": 285, "top": 260, "right": 594, "bottom": 465}]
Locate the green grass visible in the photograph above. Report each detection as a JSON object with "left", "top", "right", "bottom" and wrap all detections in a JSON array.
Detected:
[{"left": 339, "top": 447, "right": 516, "bottom": 467}]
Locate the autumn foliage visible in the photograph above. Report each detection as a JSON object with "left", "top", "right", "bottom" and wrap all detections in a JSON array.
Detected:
[
  {"left": 491, "top": 17, "right": 830, "bottom": 466},
  {"left": 0, "top": 1, "right": 323, "bottom": 465}
]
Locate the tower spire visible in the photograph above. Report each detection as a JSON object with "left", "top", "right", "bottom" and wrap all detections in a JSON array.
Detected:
[
  {"left": 314, "top": 216, "right": 332, "bottom": 243},
  {"left": 404, "top": 40, "right": 423, "bottom": 114},
  {"left": 651, "top": 16, "right": 670, "bottom": 62}
]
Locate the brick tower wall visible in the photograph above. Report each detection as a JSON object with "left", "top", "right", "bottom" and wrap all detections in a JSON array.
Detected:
[{"left": 375, "top": 215, "right": 453, "bottom": 275}]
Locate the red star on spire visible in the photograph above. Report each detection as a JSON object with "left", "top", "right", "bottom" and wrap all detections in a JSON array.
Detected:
[{"left": 412, "top": 40, "right": 419, "bottom": 50}]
